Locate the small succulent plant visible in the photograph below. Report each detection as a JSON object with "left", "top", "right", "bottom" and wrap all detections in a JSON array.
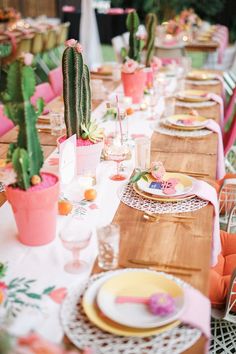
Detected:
[{"left": 1, "top": 54, "right": 44, "bottom": 190}]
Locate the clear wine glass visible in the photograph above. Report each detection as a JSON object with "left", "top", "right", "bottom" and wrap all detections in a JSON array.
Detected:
[
  {"left": 103, "top": 135, "right": 130, "bottom": 181},
  {"left": 60, "top": 217, "right": 92, "bottom": 274}
]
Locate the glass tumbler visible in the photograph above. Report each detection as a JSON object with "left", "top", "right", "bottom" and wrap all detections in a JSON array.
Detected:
[
  {"left": 50, "top": 112, "right": 65, "bottom": 136},
  {"left": 135, "top": 137, "right": 151, "bottom": 170},
  {"left": 97, "top": 224, "right": 120, "bottom": 270}
]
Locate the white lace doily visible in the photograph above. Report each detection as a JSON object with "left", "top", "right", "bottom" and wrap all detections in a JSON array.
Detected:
[
  {"left": 119, "top": 183, "right": 208, "bottom": 214},
  {"left": 61, "top": 269, "right": 201, "bottom": 354},
  {"left": 154, "top": 121, "right": 212, "bottom": 138},
  {"left": 176, "top": 101, "right": 216, "bottom": 108}
]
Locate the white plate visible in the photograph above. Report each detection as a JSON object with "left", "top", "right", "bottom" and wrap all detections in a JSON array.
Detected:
[
  {"left": 136, "top": 172, "right": 193, "bottom": 197},
  {"left": 96, "top": 270, "right": 185, "bottom": 329}
]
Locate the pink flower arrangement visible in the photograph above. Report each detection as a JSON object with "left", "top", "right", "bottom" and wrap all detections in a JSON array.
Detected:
[
  {"left": 150, "top": 56, "right": 162, "bottom": 72},
  {"left": 150, "top": 161, "right": 166, "bottom": 181},
  {"left": 166, "top": 20, "right": 182, "bottom": 35},
  {"left": 148, "top": 293, "right": 176, "bottom": 316},
  {"left": 65, "top": 39, "right": 83, "bottom": 53},
  {"left": 122, "top": 59, "right": 139, "bottom": 74}
]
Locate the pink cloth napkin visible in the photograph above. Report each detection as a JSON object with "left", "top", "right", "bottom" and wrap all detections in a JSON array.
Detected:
[
  {"left": 181, "top": 287, "right": 211, "bottom": 353},
  {"left": 192, "top": 179, "right": 220, "bottom": 266},
  {"left": 205, "top": 119, "right": 226, "bottom": 179},
  {"left": 206, "top": 93, "right": 224, "bottom": 129},
  {"left": 214, "top": 74, "right": 226, "bottom": 105}
]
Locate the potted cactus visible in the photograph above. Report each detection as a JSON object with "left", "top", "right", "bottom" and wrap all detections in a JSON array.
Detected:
[
  {"left": 58, "top": 39, "right": 103, "bottom": 177},
  {"left": 144, "top": 13, "right": 158, "bottom": 87},
  {"left": 1, "top": 54, "right": 59, "bottom": 246},
  {"left": 121, "top": 11, "right": 146, "bottom": 104}
]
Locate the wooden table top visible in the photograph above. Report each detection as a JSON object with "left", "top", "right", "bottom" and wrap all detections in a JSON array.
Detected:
[
  {"left": 185, "top": 40, "right": 218, "bottom": 52},
  {"left": 0, "top": 76, "right": 221, "bottom": 353}
]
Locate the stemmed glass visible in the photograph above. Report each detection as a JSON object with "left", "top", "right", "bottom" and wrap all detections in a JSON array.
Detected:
[
  {"left": 103, "top": 135, "right": 130, "bottom": 181},
  {"left": 60, "top": 217, "right": 92, "bottom": 274}
]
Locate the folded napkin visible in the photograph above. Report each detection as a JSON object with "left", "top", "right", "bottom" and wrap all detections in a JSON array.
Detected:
[
  {"left": 181, "top": 287, "right": 211, "bottom": 353},
  {"left": 206, "top": 93, "right": 224, "bottom": 128},
  {"left": 193, "top": 179, "right": 220, "bottom": 266},
  {"left": 213, "top": 74, "right": 226, "bottom": 104},
  {"left": 205, "top": 119, "right": 225, "bottom": 179}
]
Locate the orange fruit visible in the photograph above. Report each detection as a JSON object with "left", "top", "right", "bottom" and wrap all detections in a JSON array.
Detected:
[
  {"left": 31, "top": 175, "right": 41, "bottom": 185},
  {"left": 84, "top": 188, "right": 97, "bottom": 201},
  {"left": 58, "top": 200, "right": 73, "bottom": 215},
  {"left": 126, "top": 107, "right": 134, "bottom": 115}
]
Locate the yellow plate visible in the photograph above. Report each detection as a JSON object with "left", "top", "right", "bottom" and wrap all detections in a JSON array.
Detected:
[
  {"left": 176, "top": 89, "right": 209, "bottom": 102},
  {"left": 164, "top": 114, "right": 208, "bottom": 131},
  {"left": 187, "top": 70, "right": 217, "bottom": 81},
  {"left": 97, "top": 271, "right": 185, "bottom": 329},
  {"left": 82, "top": 270, "right": 181, "bottom": 337},
  {"left": 133, "top": 183, "right": 195, "bottom": 202}
]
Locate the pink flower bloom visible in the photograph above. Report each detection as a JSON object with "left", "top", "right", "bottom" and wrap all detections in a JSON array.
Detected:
[
  {"left": 151, "top": 56, "right": 162, "bottom": 72},
  {"left": 0, "top": 282, "right": 7, "bottom": 290},
  {"left": 48, "top": 287, "right": 67, "bottom": 304},
  {"left": 76, "top": 43, "right": 83, "bottom": 53},
  {"left": 122, "top": 59, "right": 139, "bottom": 74},
  {"left": 65, "top": 39, "right": 77, "bottom": 47},
  {"left": 23, "top": 53, "right": 34, "bottom": 66},
  {"left": 161, "top": 178, "right": 178, "bottom": 195},
  {"left": 150, "top": 161, "right": 166, "bottom": 181}
]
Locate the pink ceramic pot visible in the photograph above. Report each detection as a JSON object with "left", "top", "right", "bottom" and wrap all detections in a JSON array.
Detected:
[
  {"left": 144, "top": 67, "right": 154, "bottom": 88},
  {"left": 57, "top": 136, "right": 103, "bottom": 176},
  {"left": 121, "top": 70, "right": 146, "bottom": 103},
  {"left": 6, "top": 172, "right": 59, "bottom": 246}
]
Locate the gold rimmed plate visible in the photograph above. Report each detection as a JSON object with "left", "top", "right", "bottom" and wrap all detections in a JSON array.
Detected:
[
  {"left": 187, "top": 71, "right": 217, "bottom": 81},
  {"left": 164, "top": 114, "right": 208, "bottom": 131},
  {"left": 176, "top": 90, "right": 209, "bottom": 103},
  {"left": 133, "top": 184, "right": 195, "bottom": 202}
]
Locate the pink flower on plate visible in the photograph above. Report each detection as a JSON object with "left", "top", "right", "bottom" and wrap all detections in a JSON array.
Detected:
[
  {"left": 76, "top": 42, "right": 83, "bottom": 53},
  {"left": 161, "top": 178, "right": 178, "bottom": 195},
  {"left": 48, "top": 287, "right": 67, "bottom": 304},
  {"left": 150, "top": 161, "right": 166, "bottom": 181},
  {"left": 122, "top": 59, "right": 139, "bottom": 74},
  {"left": 23, "top": 53, "right": 34, "bottom": 66},
  {"left": 151, "top": 56, "right": 162, "bottom": 72},
  {"left": 65, "top": 38, "right": 77, "bottom": 47}
]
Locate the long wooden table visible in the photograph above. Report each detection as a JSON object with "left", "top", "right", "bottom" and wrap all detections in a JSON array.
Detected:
[{"left": 0, "top": 78, "right": 221, "bottom": 353}]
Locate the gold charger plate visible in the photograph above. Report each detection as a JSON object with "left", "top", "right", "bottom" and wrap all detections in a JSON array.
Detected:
[
  {"left": 176, "top": 89, "right": 209, "bottom": 103},
  {"left": 82, "top": 270, "right": 181, "bottom": 337},
  {"left": 164, "top": 114, "right": 208, "bottom": 131},
  {"left": 187, "top": 71, "right": 217, "bottom": 81},
  {"left": 133, "top": 184, "right": 195, "bottom": 202}
]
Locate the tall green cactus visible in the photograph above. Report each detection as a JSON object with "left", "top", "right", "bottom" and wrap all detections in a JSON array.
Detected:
[
  {"left": 126, "top": 10, "right": 143, "bottom": 63},
  {"left": 145, "top": 13, "right": 158, "bottom": 67},
  {"left": 1, "top": 58, "right": 44, "bottom": 190},
  {"left": 62, "top": 43, "right": 91, "bottom": 138}
]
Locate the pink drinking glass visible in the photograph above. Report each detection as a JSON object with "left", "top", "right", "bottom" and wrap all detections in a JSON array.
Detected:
[{"left": 60, "top": 218, "right": 92, "bottom": 274}]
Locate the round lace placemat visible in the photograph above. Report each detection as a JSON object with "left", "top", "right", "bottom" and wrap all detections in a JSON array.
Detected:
[
  {"left": 119, "top": 183, "right": 208, "bottom": 214},
  {"left": 153, "top": 121, "right": 212, "bottom": 138},
  {"left": 61, "top": 269, "right": 201, "bottom": 354}
]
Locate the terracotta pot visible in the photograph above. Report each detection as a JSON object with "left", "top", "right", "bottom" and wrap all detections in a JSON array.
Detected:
[
  {"left": 57, "top": 136, "right": 103, "bottom": 176},
  {"left": 121, "top": 70, "right": 146, "bottom": 103},
  {"left": 6, "top": 172, "right": 59, "bottom": 246}
]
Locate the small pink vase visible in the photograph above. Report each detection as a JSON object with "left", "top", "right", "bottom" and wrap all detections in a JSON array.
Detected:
[
  {"left": 6, "top": 172, "right": 59, "bottom": 246},
  {"left": 121, "top": 70, "right": 146, "bottom": 103}
]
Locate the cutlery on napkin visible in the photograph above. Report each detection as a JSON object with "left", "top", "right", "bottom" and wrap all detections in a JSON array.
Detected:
[
  {"left": 120, "top": 263, "right": 192, "bottom": 277},
  {"left": 128, "top": 259, "right": 201, "bottom": 272}
]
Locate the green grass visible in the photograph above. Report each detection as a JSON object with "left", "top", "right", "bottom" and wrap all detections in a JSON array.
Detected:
[{"left": 101, "top": 45, "right": 116, "bottom": 62}]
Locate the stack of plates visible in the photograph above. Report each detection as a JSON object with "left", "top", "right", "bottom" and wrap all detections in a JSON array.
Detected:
[
  {"left": 163, "top": 114, "right": 208, "bottom": 131},
  {"left": 176, "top": 89, "right": 209, "bottom": 103},
  {"left": 187, "top": 70, "right": 218, "bottom": 82},
  {"left": 133, "top": 172, "right": 195, "bottom": 202},
  {"left": 82, "top": 269, "right": 185, "bottom": 337}
]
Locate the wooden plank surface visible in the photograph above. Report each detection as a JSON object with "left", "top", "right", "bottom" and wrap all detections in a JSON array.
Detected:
[{"left": 185, "top": 81, "right": 222, "bottom": 96}]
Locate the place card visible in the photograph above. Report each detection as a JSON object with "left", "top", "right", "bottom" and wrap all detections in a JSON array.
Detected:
[{"left": 59, "top": 134, "right": 76, "bottom": 188}]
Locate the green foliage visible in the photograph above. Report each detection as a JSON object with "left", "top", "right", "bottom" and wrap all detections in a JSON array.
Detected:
[
  {"left": 0, "top": 330, "right": 13, "bottom": 354},
  {"left": 1, "top": 57, "right": 44, "bottom": 190},
  {"left": 126, "top": 10, "right": 144, "bottom": 62},
  {"left": 130, "top": 169, "right": 149, "bottom": 183},
  {"left": 62, "top": 45, "right": 93, "bottom": 139},
  {"left": 145, "top": 13, "right": 157, "bottom": 66}
]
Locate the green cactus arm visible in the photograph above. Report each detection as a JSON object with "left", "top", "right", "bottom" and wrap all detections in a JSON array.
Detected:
[
  {"left": 81, "top": 64, "right": 91, "bottom": 131},
  {"left": 12, "top": 147, "right": 30, "bottom": 190},
  {"left": 6, "top": 61, "right": 23, "bottom": 102},
  {"left": 21, "top": 66, "right": 36, "bottom": 101},
  {"left": 7, "top": 143, "right": 17, "bottom": 163},
  {"left": 120, "top": 47, "right": 128, "bottom": 62},
  {"left": 35, "top": 97, "right": 44, "bottom": 117},
  {"left": 24, "top": 101, "right": 44, "bottom": 176},
  {"left": 145, "top": 13, "right": 157, "bottom": 67},
  {"left": 126, "top": 11, "right": 139, "bottom": 32}
]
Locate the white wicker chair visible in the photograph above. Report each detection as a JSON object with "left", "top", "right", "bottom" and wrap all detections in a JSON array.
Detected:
[
  {"left": 225, "top": 146, "right": 236, "bottom": 174},
  {"left": 219, "top": 177, "right": 236, "bottom": 231},
  {"left": 210, "top": 206, "right": 236, "bottom": 354}
]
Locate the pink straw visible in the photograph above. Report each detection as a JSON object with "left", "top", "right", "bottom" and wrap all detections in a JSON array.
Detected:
[{"left": 116, "top": 95, "right": 123, "bottom": 144}]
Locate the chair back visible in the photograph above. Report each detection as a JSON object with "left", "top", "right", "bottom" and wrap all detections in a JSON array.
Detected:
[
  {"left": 111, "top": 35, "right": 125, "bottom": 63},
  {"left": 155, "top": 45, "right": 185, "bottom": 60},
  {"left": 16, "top": 36, "right": 33, "bottom": 58},
  {"left": 224, "top": 111, "right": 236, "bottom": 155},
  {"left": 31, "top": 82, "right": 55, "bottom": 106},
  {"left": 48, "top": 67, "right": 63, "bottom": 96},
  {"left": 0, "top": 105, "right": 14, "bottom": 137},
  {"left": 31, "top": 32, "right": 44, "bottom": 55},
  {"left": 224, "top": 86, "right": 236, "bottom": 125},
  {"left": 43, "top": 29, "right": 57, "bottom": 51},
  {"left": 219, "top": 178, "right": 236, "bottom": 228}
]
